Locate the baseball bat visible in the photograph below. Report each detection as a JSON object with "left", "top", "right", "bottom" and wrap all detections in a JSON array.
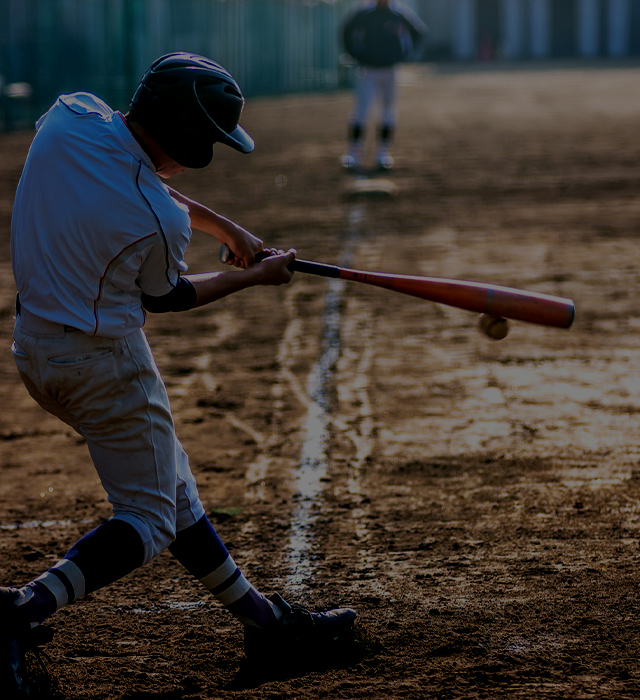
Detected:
[{"left": 219, "top": 245, "right": 575, "bottom": 329}]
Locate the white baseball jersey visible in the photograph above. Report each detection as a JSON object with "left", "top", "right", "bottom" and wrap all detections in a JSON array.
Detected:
[{"left": 11, "top": 92, "right": 192, "bottom": 338}]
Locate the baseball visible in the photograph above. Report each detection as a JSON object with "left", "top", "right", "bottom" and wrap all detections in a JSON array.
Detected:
[{"left": 479, "top": 313, "right": 510, "bottom": 340}]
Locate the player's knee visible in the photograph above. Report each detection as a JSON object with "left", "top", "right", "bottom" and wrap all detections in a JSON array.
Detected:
[
  {"left": 113, "top": 510, "right": 177, "bottom": 564},
  {"left": 147, "top": 516, "right": 177, "bottom": 561}
]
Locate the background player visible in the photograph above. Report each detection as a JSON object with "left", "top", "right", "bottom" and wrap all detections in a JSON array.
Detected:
[
  {"left": 340, "top": 0, "right": 427, "bottom": 172},
  {"left": 1, "top": 52, "right": 356, "bottom": 699}
]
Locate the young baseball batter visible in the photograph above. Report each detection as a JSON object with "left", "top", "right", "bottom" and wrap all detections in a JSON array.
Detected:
[
  {"left": 1, "top": 53, "right": 356, "bottom": 698},
  {"left": 341, "top": 0, "right": 427, "bottom": 172}
]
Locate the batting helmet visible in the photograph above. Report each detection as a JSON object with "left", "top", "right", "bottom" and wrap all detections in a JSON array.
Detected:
[{"left": 130, "top": 52, "right": 254, "bottom": 169}]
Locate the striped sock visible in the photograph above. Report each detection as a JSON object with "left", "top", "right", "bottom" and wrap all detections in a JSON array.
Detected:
[
  {"left": 169, "top": 515, "right": 281, "bottom": 629},
  {"left": 14, "top": 519, "right": 144, "bottom": 625}
]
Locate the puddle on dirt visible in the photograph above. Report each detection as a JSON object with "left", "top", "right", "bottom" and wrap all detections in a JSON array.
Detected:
[
  {"left": 129, "top": 601, "right": 207, "bottom": 614},
  {"left": 559, "top": 463, "right": 630, "bottom": 490},
  {"left": 0, "top": 518, "right": 93, "bottom": 530}
]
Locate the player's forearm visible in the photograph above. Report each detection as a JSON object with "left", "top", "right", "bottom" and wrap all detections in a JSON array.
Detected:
[
  {"left": 167, "top": 187, "right": 235, "bottom": 241},
  {"left": 185, "top": 269, "right": 263, "bottom": 308},
  {"left": 185, "top": 250, "right": 295, "bottom": 308},
  {"left": 167, "top": 186, "right": 263, "bottom": 267}
]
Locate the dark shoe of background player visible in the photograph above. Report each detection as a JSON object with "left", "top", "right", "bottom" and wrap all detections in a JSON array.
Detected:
[
  {"left": 244, "top": 592, "right": 357, "bottom": 670},
  {"left": 0, "top": 587, "right": 54, "bottom": 700},
  {"left": 376, "top": 151, "right": 394, "bottom": 171},
  {"left": 340, "top": 152, "right": 362, "bottom": 173}
]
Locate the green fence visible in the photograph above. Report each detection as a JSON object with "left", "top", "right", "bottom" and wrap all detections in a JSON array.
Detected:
[{"left": 0, "top": 0, "right": 352, "bottom": 131}]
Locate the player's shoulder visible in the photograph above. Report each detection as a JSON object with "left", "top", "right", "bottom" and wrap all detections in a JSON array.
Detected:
[
  {"left": 345, "top": 1, "right": 376, "bottom": 21},
  {"left": 58, "top": 92, "right": 114, "bottom": 119},
  {"left": 389, "top": 1, "right": 428, "bottom": 30},
  {"left": 35, "top": 92, "right": 114, "bottom": 135}
]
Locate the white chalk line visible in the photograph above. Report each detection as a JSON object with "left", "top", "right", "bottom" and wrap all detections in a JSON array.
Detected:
[{"left": 170, "top": 203, "right": 378, "bottom": 595}]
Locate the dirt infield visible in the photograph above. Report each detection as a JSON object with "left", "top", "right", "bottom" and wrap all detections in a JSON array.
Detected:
[{"left": 2, "top": 62, "right": 640, "bottom": 699}]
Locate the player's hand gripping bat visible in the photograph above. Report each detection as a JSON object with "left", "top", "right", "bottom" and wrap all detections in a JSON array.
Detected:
[{"left": 219, "top": 244, "right": 575, "bottom": 329}]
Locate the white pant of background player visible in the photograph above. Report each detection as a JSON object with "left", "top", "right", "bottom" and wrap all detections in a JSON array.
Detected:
[{"left": 344, "top": 66, "right": 397, "bottom": 171}]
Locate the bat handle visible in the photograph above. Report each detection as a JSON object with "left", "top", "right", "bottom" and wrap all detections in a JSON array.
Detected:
[
  {"left": 219, "top": 243, "right": 339, "bottom": 277},
  {"left": 219, "top": 243, "right": 270, "bottom": 265}
]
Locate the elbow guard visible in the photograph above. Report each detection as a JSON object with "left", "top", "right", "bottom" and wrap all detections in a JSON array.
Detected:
[{"left": 141, "top": 276, "right": 197, "bottom": 313}]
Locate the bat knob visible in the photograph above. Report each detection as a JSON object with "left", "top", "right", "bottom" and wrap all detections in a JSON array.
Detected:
[{"left": 219, "top": 243, "right": 232, "bottom": 263}]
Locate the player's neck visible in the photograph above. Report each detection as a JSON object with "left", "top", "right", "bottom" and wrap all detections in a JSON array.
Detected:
[
  {"left": 122, "top": 112, "right": 155, "bottom": 160},
  {"left": 122, "top": 113, "right": 184, "bottom": 178}
]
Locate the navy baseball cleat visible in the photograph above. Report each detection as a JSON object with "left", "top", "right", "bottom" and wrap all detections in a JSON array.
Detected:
[
  {"left": 243, "top": 593, "right": 357, "bottom": 669},
  {"left": 0, "top": 587, "right": 54, "bottom": 699}
]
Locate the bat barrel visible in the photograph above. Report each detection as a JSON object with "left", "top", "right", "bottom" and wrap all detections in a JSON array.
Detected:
[
  {"left": 335, "top": 269, "right": 575, "bottom": 329},
  {"left": 484, "top": 287, "right": 575, "bottom": 328}
]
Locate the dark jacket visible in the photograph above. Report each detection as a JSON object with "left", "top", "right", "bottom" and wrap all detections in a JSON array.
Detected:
[{"left": 342, "top": 2, "right": 427, "bottom": 68}]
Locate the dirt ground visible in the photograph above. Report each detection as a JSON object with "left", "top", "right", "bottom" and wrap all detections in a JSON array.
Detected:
[{"left": 2, "top": 61, "right": 640, "bottom": 699}]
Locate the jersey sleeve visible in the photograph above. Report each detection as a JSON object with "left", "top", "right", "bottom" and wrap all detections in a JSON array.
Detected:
[
  {"left": 400, "top": 5, "right": 429, "bottom": 45},
  {"left": 134, "top": 181, "right": 192, "bottom": 297},
  {"left": 136, "top": 237, "right": 186, "bottom": 297}
]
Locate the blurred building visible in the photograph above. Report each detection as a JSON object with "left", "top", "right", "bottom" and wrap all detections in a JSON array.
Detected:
[{"left": 416, "top": 0, "right": 640, "bottom": 61}]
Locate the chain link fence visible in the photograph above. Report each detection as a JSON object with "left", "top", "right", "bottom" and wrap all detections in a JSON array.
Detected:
[{"left": 0, "top": 0, "right": 354, "bottom": 131}]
